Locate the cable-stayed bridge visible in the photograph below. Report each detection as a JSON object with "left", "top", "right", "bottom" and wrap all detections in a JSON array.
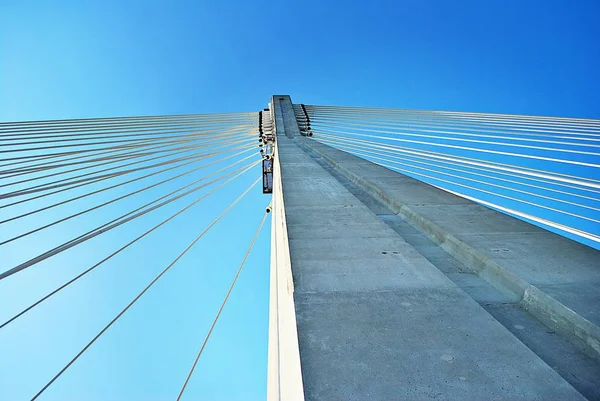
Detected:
[{"left": 1, "top": 95, "right": 599, "bottom": 400}]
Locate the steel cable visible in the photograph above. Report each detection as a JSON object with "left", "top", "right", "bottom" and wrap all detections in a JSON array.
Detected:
[
  {"left": 29, "top": 176, "right": 261, "bottom": 401},
  {"left": 0, "top": 147, "right": 258, "bottom": 245},
  {"left": 176, "top": 209, "right": 268, "bottom": 400},
  {"left": 0, "top": 161, "right": 260, "bottom": 330},
  {"left": 0, "top": 159, "right": 261, "bottom": 281}
]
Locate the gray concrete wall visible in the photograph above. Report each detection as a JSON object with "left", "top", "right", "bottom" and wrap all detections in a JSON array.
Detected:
[
  {"left": 272, "top": 97, "right": 586, "bottom": 400},
  {"left": 297, "top": 138, "right": 600, "bottom": 363}
]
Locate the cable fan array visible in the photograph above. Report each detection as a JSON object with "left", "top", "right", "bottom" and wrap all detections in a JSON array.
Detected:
[
  {"left": 0, "top": 112, "right": 269, "bottom": 400},
  {"left": 300, "top": 105, "right": 600, "bottom": 248}
]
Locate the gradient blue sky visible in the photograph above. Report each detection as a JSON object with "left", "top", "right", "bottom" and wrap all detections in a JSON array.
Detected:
[{"left": 1, "top": 1, "right": 599, "bottom": 400}]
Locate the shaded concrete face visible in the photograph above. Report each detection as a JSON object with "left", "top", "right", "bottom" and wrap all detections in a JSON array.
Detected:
[
  {"left": 296, "top": 290, "right": 573, "bottom": 401},
  {"left": 273, "top": 99, "right": 584, "bottom": 400},
  {"left": 300, "top": 139, "right": 600, "bottom": 360}
]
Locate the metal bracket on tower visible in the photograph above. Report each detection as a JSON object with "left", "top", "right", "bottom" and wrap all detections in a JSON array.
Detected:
[
  {"left": 260, "top": 109, "right": 275, "bottom": 194},
  {"left": 292, "top": 104, "right": 313, "bottom": 137}
]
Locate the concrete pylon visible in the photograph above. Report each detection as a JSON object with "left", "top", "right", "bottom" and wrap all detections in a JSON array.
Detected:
[{"left": 267, "top": 95, "right": 598, "bottom": 400}]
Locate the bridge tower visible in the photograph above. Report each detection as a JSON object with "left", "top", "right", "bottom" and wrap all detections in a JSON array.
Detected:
[{"left": 267, "top": 95, "right": 599, "bottom": 400}]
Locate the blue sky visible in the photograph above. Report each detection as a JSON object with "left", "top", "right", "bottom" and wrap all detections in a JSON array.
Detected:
[{"left": 1, "top": 0, "right": 599, "bottom": 400}]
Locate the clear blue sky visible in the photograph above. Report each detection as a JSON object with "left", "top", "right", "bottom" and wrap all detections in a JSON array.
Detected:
[{"left": 1, "top": 1, "right": 599, "bottom": 400}]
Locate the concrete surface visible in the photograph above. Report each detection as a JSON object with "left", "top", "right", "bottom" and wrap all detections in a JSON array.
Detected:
[
  {"left": 298, "top": 137, "right": 600, "bottom": 362},
  {"left": 309, "top": 152, "right": 600, "bottom": 400},
  {"left": 273, "top": 97, "right": 585, "bottom": 400}
]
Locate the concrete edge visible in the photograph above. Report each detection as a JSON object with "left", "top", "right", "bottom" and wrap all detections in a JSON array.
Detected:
[
  {"left": 297, "top": 137, "right": 600, "bottom": 362},
  {"left": 267, "top": 137, "right": 305, "bottom": 399}
]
